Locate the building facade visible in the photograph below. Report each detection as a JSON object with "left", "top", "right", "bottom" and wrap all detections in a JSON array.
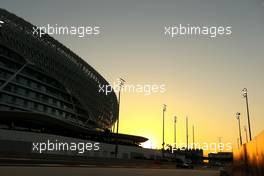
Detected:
[
  {"left": 0, "top": 8, "right": 118, "bottom": 133},
  {"left": 0, "top": 9, "right": 148, "bottom": 150}
]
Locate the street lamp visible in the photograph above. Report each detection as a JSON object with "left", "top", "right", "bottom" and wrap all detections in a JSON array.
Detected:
[
  {"left": 116, "top": 78, "right": 125, "bottom": 134},
  {"left": 174, "top": 116, "right": 177, "bottom": 149},
  {"left": 236, "top": 112, "right": 242, "bottom": 146},
  {"left": 242, "top": 88, "right": 252, "bottom": 141},
  {"left": 192, "top": 124, "right": 195, "bottom": 149},
  {"left": 162, "top": 104, "right": 167, "bottom": 158},
  {"left": 115, "top": 78, "right": 125, "bottom": 158},
  {"left": 186, "top": 116, "right": 189, "bottom": 150}
]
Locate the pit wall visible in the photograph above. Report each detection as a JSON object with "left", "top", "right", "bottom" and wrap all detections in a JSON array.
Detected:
[{"left": 233, "top": 130, "right": 264, "bottom": 176}]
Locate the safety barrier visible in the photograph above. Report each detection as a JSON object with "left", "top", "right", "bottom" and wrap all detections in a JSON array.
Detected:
[{"left": 233, "top": 130, "right": 264, "bottom": 176}]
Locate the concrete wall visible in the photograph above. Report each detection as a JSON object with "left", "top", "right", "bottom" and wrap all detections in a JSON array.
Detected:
[{"left": 233, "top": 130, "right": 264, "bottom": 176}]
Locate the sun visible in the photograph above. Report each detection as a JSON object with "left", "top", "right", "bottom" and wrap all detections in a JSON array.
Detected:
[{"left": 141, "top": 138, "right": 157, "bottom": 149}]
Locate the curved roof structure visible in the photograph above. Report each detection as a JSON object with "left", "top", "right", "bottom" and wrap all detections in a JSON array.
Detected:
[
  {"left": 1, "top": 111, "right": 148, "bottom": 144},
  {"left": 0, "top": 8, "right": 118, "bottom": 129}
]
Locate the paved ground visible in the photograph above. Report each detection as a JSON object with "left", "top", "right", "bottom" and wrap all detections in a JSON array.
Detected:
[{"left": 0, "top": 166, "right": 219, "bottom": 176}]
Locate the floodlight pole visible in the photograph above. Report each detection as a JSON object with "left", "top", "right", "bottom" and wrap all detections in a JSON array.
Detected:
[
  {"left": 236, "top": 112, "right": 242, "bottom": 146},
  {"left": 162, "top": 104, "right": 166, "bottom": 158},
  {"left": 174, "top": 116, "right": 177, "bottom": 149},
  {"left": 242, "top": 88, "right": 252, "bottom": 141},
  {"left": 186, "top": 116, "right": 189, "bottom": 150},
  {"left": 115, "top": 78, "right": 125, "bottom": 158},
  {"left": 192, "top": 124, "right": 195, "bottom": 149}
]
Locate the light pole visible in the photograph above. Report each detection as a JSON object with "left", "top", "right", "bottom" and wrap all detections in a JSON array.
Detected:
[
  {"left": 186, "top": 116, "right": 189, "bottom": 150},
  {"left": 236, "top": 112, "right": 242, "bottom": 146},
  {"left": 162, "top": 104, "right": 167, "bottom": 158},
  {"left": 115, "top": 78, "right": 125, "bottom": 158},
  {"left": 116, "top": 78, "right": 125, "bottom": 134},
  {"left": 192, "top": 125, "right": 195, "bottom": 149},
  {"left": 242, "top": 88, "right": 252, "bottom": 141},
  {"left": 174, "top": 116, "right": 177, "bottom": 149},
  {"left": 244, "top": 126, "right": 249, "bottom": 143}
]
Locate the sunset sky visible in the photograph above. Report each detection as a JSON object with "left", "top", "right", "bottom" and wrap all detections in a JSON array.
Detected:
[{"left": 2, "top": 0, "right": 264, "bottom": 152}]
